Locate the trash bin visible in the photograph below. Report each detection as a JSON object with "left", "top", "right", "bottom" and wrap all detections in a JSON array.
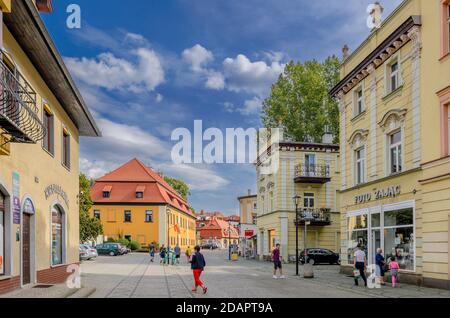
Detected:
[{"left": 231, "top": 253, "right": 239, "bottom": 261}]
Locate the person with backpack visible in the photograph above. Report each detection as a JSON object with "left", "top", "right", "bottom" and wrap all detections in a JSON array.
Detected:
[
  {"left": 190, "top": 245, "right": 207, "bottom": 294},
  {"left": 149, "top": 243, "right": 155, "bottom": 262},
  {"left": 159, "top": 245, "right": 167, "bottom": 264}
]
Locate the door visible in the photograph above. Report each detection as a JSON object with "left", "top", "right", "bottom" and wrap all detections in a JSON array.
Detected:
[
  {"left": 22, "top": 214, "right": 31, "bottom": 285},
  {"left": 305, "top": 154, "right": 316, "bottom": 176},
  {"left": 371, "top": 229, "right": 381, "bottom": 265}
]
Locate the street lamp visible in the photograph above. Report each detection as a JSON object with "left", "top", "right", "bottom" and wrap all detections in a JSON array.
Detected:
[
  {"left": 228, "top": 219, "right": 232, "bottom": 261},
  {"left": 292, "top": 194, "right": 301, "bottom": 276}
]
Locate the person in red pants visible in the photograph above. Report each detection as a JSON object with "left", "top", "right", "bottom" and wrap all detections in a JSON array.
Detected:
[{"left": 190, "top": 245, "right": 207, "bottom": 294}]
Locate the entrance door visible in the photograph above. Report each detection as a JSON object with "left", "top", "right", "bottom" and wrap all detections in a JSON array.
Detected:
[
  {"left": 370, "top": 229, "right": 381, "bottom": 265},
  {"left": 22, "top": 214, "right": 31, "bottom": 285}
]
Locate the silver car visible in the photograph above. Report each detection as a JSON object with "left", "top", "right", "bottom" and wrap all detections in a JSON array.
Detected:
[{"left": 80, "top": 244, "right": 98, "bottom": 260}]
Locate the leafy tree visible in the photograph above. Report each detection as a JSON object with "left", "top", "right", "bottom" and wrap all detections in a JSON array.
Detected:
[
  {"left": 164, "top": 176, "right": 191, "bottom": 201},
  {"left": 261, "top": 56, "right": 341, "bottom": 143},
  {"left": 79, "top": 174, "right": 103, "bottom": 243}
]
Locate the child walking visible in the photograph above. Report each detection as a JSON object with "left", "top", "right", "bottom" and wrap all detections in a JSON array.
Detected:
[{"left": 389, "top": 256, "right": 400, "bottom": 288}]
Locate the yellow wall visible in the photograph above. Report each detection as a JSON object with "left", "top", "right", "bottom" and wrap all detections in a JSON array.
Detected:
[
  {"left": 239, "top": 196, "right": 257, "bottom": 225},
  {"left": 1, "top": 25, "right": 80, "bottom": 279}
]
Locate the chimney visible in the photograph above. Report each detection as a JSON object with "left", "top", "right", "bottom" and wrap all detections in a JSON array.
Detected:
[
  {"left": 342, "top": 45, "right": 349, "bottom": 61},
  {"left": 36, "top": 0, "right": 53, "bottom": 13},
  {"left": 322, "top": 125, "right": 334, "bottom": 144}
]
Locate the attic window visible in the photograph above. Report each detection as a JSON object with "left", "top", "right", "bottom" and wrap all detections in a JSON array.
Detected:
[
  {"left": 136, "top": 186, "right": 145, "bottom": 198},
  {"left": 102, "top": 186, "right": 112, "bottom": 198}
]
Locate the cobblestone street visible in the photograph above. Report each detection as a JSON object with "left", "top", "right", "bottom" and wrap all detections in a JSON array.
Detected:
[{"left": 79, "top": 250, "right": 450, "bottom": 298}]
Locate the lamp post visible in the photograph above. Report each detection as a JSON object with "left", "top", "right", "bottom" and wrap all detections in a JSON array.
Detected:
[
  {"left": 228, "top": 219, "right": 232, "bottom": 261},
  {"left": 292, "top": 194, "right": 301, "bottom": 276}
]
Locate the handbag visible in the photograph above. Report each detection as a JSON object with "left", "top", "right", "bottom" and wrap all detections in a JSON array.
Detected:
[{"left": 353, "top": 268, "right": 361, "bottom": 278}]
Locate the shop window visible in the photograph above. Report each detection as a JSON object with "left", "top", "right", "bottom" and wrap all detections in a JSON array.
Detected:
[
  {"left": 0, "top": 193, "right": 4, "bottom": 276},
  {"left": 51, "top": 206, "right": 64, "bottom": 266},
  {"left": 355, "top": 147, "right": 366, "bottom": 185},
  {"left": 93, "top": 210, "right": 101, "bottom": 220},
  {"left": 389, "top": 130, "right": 402, "bottom": 174},
  {"left": 353, "top": 86, "right": 365, "bottom": 116},
  {"left": 347, "top": 214, "right": 368, "bottom": 264},
  {"left": 62, "top": 129, "right": 71, "bottom": 169},
  {"left": 145, "top": 210, "right": 153, "bottom": 223},
  {"left": 124, "top": 210, "right": 132, "bottom": 223},
  {"left": 43, "top": 106, "right": 54, "bottom": 155}
]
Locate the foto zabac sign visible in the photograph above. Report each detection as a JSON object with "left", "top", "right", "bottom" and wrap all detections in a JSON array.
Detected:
[{"left": 355, "top": 185, "right": 401, "bottom": 205}]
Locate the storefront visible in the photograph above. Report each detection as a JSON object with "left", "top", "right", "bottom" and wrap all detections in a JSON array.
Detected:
[{"left": 346, "top": 200, "right": 415, "bottom": 272}]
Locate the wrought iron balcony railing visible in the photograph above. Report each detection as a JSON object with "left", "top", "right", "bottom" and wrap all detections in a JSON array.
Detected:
[
  {"left": 294, "top": 164, "right": 331, "bottom": 184},
  {"left": 294, "top": 208, "right": 332, "bottom": 226},
  {"left": 0, "top": 58, "right": 45, "bottom": 143}
]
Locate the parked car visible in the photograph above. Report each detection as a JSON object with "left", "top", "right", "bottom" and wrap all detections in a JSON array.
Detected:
[
  {"left": 201, "top": 243, "right": 219, "bottom": 250},
  {"left": 117, "top": 244, "right": 129, "bottom": 255},
  {"left": 80, "top": 244, "right": 98, "bottom": 260},
  {"left": 300, "top": 248, "right": 340, "bottom": 265},
  {"left": 79, "top": 246, "right": 90, "bottom": 261},
  {"left": 96, "top": 243, "right": 121, "bottom": 256}
]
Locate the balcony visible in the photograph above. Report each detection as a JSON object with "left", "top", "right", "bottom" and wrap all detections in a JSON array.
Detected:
[
  {"left": 0, "top": 59, "right": 45, "bottom": 144},
  {"left": 294, "top": 164, "right": 331, "bottom": 184},
  {"left": 293, "top": 208, "right": 332, "bottom": 226}
]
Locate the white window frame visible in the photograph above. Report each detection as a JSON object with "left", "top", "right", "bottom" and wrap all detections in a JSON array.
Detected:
[
  {"left": 355, "top": 147, "right": 366, "bottom": 185},
  {"left": 388, "top": 130, "right": 402, "bottom": 175},
  {"left": 353, "top": 85, "right": 365, "bottom": 117},
  {"left": 304, "top": 193, "right": 315, "bottom": 208},
  {"left": 385, "top": 54, "right": 402, "bottom": 95}
]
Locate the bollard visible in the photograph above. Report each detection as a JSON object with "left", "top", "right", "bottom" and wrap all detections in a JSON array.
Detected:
[{"left": 303, "top": 263, "right": 314, "bottom": 278}]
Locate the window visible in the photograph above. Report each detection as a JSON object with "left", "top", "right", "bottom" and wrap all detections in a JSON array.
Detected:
[
  {"left": 124, "top": 235, "right": 132, "bottom": 242},
  {"left": 62, "top": 129, "right": 70, "bottom": 169},
  {"left": 93, "top": 210, "right": 101, "bottom": 220},
  {"left": 51, "top": 206, "right": 63, "bottom": 266},
  {"left": 389, "top": 130, "right": 402, "bottom": 174},
  {"left": 102, "top": 191, "right": 110, "bottom": 198},
  {"left": 389, "top": 62, "right": 400, "bottom": 93},
  {"left": 252, "top": 214, "right": 257, "bottom": 225},
  {"left": 0, "top": 193, "right": 4, "bottom": 275},
  {"left": 354, "top": 87, "right": 364, "bottom": 116},
  {"left": 441, "top": 0, "right": 450, "bottom": 57},
  {"left": 136, "top": 192, "right": 144, "bottom": 199},
  {"left": 304, "top": 193, "right": 315, "bottom": 208},
  {"left": 355, "top": 147, "right": 366, "bottom": 185},
  {"left": 269, "top": 192, "right": 274, "bottom": 212},
  {"left": 124, "top": 210, "right": 132, "bottom": 223},
  {"left": 347, "top": 214, "right": 368, "bottom": 264},
  {"left": 145, "top": 210, "right": 153, "bottom": 223},
  {"left": 43, "top": 107, "right": 54, "bottom": 154},
  {"left": 253, "top": 202, "right": 257, "bottom": 210},
  {"left": 305, "top": 154, "right": 316, "bottom": 176}
]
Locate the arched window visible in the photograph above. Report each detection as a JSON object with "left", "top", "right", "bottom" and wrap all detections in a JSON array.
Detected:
[{"left": 51, "top": 206, "right": 64, "bottom": 266}]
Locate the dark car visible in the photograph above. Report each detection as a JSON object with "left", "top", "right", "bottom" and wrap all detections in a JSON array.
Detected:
[
  {"left": 300, "top": 248, "right": 340, "bottom": 265},
  {"left": 201, "top": 243, "right": 219, "bottom": 250},
  {"left": 96, "top": 243, "right": 121, "bottom": 256}
]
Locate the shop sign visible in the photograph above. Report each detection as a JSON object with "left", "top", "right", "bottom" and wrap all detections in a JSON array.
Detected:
[
  {"left": 45, "top": 184, "right": 70, "bottom": 208},
  {"left": 12, "top": 172, "right": 20, "bottom": 224},
  {"left": 355, "top": 185, "right": 401, "bottom": 205},
  {"left": 245, "top": 230, "right": 254, "bottom": 238}
]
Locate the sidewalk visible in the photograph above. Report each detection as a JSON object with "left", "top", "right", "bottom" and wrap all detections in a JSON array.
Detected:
[
  {"left": 244, "top": 258, "right": 450, "bottom": 298},
  {"left": 0, "top": 284, "right": 96, "bottom": 298}
]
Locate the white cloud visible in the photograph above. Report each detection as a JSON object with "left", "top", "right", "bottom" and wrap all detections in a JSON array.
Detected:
[
  {"left": 205, "top": 70, "right": 225, "bottom": 90},
  {"left": 65, "top": 48, "right": 164, "bottom": 93},
  {"left": 182, "top": 44, "right": 214, "bottom": 72},
  {"left": 223, "top": 54, "right": 284, "bottom": 97},
  {"left": 238, "top": 97, "right": 263, "bottom": 115},
  {"left": 156, "top": 93, "right": 164, "bottom": 103},
  {"left": 125, "top": 32, "right": 147, "bottom": 44}
]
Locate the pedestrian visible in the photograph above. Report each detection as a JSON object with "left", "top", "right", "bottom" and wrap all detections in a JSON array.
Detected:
[
  {"left": 271, "top": 243, "right": 285, "bottom": 279},
  {"left": 375, "top": 248, "right": 386, "bottom": 285},
  {"left": 159, "top": 245, "right": 167, "bottom": 264},
  {"left": 149, "top": 243, "right": 155, "bottom": 262},
  {"left": 389, "top": 256, "right": 400, "bottom": 288},
  {"left": 353, "top": 244, "right": 367, "bottom": 287},
  {"left": 190, "top": 245, "right": 207, "bottom": 294},
  {"left": 186, "top": 246, "right": 192, "bottom": 262},
  {"left": 175, "top": 244, "right": 181, "bottom": 264}
]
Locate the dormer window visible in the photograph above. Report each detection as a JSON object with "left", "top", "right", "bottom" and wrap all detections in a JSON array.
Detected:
[
  {"left": 102, "top": 185, "right": 112, "bottom": 198},
  {"left": 135, "top": 186, "right": 145, "bottom": 198}
]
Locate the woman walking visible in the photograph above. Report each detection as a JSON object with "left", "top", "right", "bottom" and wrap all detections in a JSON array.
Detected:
[
  {"left": 190, "top": 246, "right": 207, "bottom": 294},
  {"left": 375, "top": 248, "right": 386, "bottom": 285}
]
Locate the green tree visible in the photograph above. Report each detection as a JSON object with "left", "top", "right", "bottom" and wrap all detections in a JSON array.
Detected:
[
  {"left": 261, "top": 56, "right": 341, "bottom": 143},
  {"left": 79, "top": 174, "right": 103, "bottom": 242},
  {"left": 164, "top": 176, "right": 190, "bottom": 201}
]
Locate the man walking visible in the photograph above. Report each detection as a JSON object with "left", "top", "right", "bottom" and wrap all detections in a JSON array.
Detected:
[
  {"left": 271, "top": 244, "right": 285, "bottom": 279},
  {"left": 353, "top": 244, "right": 367, "bottom": 287},
  {"left": 175, "top": 244, "right": 181, "bottom": 264},
  {"left": 149, "top": 243, "right": 155, "bottom": 262}
]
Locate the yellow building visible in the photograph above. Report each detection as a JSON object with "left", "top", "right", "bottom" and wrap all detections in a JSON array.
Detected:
[
  {"left": 0, "top": 0, "right": 100, "bottom": 294},
  {"left": 90, "top": 159, "right": 197, "bottom": 250},
  {"left": 330, "top": 0, "right": 450, "bottom": 288},
  {"left": 256, "top": 130, "right": 341, "bottom": 262},
  {"left": 238, "top": 191, "right": 257, "bottom": 257}
]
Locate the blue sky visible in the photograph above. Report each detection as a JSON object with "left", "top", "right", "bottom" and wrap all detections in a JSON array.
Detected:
[{"left": 42, "top": 0, "right": 402, "bottom": 215}]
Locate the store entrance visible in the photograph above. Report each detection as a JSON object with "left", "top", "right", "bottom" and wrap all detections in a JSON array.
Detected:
[
  {"left": 22, "top": 213, "right": 31, "bottom": 285},
  {"left": 370, "top": 229, "right": 381, "bottom": 265}
]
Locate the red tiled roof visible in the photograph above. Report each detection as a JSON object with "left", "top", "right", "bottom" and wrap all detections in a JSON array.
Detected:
[
  {"left": 90, "top": 159, "right": 194, "bottom": 217},
  {"left": 199, "top": 217, "right": 239, "bottom": 238}
]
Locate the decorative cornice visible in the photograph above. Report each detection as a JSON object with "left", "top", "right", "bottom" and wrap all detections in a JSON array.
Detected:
[
  {"left": 330, "top": 16, "right": 422, "bottom": 98},
  {"left": 348, "top": 129, "right": 369, "bottom": 146},
  {"left": 378, "top": 108, "right": 407, "bottom": 128}
]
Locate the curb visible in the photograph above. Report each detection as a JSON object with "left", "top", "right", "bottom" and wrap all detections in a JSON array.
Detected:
[{"left": 66, "top": 286, "right": 97, "bottom": 298}]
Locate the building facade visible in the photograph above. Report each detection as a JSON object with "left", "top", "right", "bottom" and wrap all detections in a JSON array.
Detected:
[
  {"left": 330, "top": 0, "right": 450, "bottom": 288},
  {"left": 238, "top": 191, "right": 258, "bottom": 258},
  {"left": 256, "top": 132, "right": 341, "bottom": 262},
  {"left": 90, "top": 159, "right": 197, "bottom": 250},
  {"left": 0, "top": 0, "right": 100, "bottom": 294},
  {"left": 197, "top": 216, "right": 239, "bottom": 249}
]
